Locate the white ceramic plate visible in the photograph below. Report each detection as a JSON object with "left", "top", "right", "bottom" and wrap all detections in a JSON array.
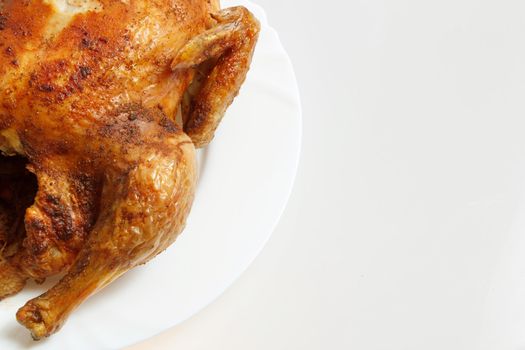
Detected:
[{"left": 0, "top": 1, "right": 301, "bottom": 349}]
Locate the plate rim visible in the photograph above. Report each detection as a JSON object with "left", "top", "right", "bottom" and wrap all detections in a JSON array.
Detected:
[{"left": 125, "top": 2, "right": 303, "bottom": 347}]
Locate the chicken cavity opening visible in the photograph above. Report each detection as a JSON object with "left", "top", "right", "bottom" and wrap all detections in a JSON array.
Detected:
[{"left": 0, "top": 155, "right": 37, "bottom": 257}]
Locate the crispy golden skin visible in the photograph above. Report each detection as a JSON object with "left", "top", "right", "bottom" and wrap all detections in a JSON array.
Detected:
[{"left": 0, "top": 0, "right": 259, "bottom": 339}]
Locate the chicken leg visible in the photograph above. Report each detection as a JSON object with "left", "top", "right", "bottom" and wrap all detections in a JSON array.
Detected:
[{"left": 16, "top": 120, "right": 197, "bottom": 339}]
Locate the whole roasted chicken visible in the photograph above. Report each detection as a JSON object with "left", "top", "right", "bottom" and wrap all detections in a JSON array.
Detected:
[{"left": 0, "top": 0, "right": 259, "bottom": 339}]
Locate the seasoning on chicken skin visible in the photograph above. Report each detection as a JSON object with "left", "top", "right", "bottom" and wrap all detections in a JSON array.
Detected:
[{"left": 0, "top": 0, "right": 259, "bottom": 339}]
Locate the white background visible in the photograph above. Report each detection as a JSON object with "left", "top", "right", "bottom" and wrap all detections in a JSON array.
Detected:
[{"left": 130, "top": 1, "right": 525, "bottom": 349}]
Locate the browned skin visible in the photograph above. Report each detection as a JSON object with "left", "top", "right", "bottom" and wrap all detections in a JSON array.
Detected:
[{"left": 0, "top": 0, "right": 259, "bottom": 340}]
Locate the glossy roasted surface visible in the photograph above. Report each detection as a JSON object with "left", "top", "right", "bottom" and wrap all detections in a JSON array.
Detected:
[{"left": 0, "top": 0, "right": 259, "bottom": 339}]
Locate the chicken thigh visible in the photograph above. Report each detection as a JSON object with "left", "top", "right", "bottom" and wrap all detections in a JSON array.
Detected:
[{"left": 0, "top": 0, "right": 259, "bottom": 339}]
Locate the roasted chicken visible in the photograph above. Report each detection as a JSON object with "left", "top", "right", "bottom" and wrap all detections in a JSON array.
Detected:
[{"left": 0, "top": 0, "right": 259, "bottom": 339}]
